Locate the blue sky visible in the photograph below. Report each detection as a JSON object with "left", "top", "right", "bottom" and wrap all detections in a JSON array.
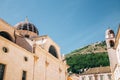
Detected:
[{"left": 0, "top": 0, "right": 120, "bottom": 54}]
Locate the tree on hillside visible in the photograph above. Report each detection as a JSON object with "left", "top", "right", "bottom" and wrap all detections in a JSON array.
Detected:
[{"left": 66, "top": 52, "right": 110, "bottom": 74}]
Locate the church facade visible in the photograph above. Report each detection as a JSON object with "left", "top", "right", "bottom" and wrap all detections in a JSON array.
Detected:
[
  {"left": 0, "top": 18, "right": 68, "bottom": 80},
  {"left": 105, "top": 26, "right": 120, "bottom": 80}
]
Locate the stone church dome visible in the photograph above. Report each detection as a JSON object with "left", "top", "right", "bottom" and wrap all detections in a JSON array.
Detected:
[{"left": 15, "top": 18, "right": 39, "bottom": 35}]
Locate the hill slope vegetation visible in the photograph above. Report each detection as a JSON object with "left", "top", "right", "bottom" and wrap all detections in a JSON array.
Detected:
[{"left": 65, "top": 41, "right": 110, "bottom": 74}]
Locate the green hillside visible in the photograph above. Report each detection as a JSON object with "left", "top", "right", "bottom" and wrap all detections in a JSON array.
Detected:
[
  {"left": 66, "top": 41, "right": 107, "bottom": 58},
  {"left": 65, "top": 41, "right": 110, "bottom": 74}
]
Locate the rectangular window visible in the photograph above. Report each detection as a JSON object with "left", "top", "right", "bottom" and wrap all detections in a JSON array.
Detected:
[
  {"left": 94, "top": 75, "right": 98, "bottom": 80},
  {"left": 108, "top": 74, "right": 112, "bottom": 80},
  {"left": 22, "top": 71, "right": 26, "bottom": 80},
  {"left": 0, "top": 64, "right": 5, "bottom": 80},
  {"left": 100, "top": 75, "right": 104, "bottom": 80},
  {"left": 89, "top": 76, "right": 92, "bottom": 80},
  {"left": 82, "top": 77, "right": 85, "bottom": 80}
]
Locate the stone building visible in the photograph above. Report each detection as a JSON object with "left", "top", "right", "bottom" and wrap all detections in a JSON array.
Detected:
[
  {"left": 78, "top": 66, "right": 112, "bottom": 80},
  {"left": 0, "top": 18, "right": 68, "bottom": 80},
  {"left": 105, "top": 26, "right": 120, "bottom": 80}
]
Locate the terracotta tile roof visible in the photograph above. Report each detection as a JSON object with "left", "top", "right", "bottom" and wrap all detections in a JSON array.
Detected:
[{"left": 81, "top": 66, "right": 111, "bottom": 75}]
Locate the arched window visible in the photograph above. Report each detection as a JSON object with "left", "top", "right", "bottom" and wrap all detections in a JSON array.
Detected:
[
  {"left": 109, "top": 30, "right": 115, "bottom": 37},
  {"left": 109, "top": 40, "right": 114, "bottom": 48},
  {"left": 22, "top": 24, "right": 27, "bottom": 30},
  {"left": 33, "top": 26, "right": 39, "bottom": 34},
  {"left": 109, "top": 30, "right": 114, "bottom": 34},
  {"left": 28, "top": 23, "right": 33, "bottom": 31},
  {"left": 0, "top": 31, "right": 13, "bottom": 41},
  {"left": 49, "top": 45, "right": 58, "bottom": 58}
]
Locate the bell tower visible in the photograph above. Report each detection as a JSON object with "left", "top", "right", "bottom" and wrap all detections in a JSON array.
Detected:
[
  {"left": 105, "top": 28, "right": 117, "bottom": 72},
  {"left": 105, "top": 28, "right": 115, "bottom": 48}
]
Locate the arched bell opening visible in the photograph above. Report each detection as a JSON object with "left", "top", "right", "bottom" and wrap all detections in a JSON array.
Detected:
[
  {"left": 109, "top": 40, "right": 114, "bottom": 48},
  {"left": 109, "top": 30, "right": 115, "bottom": 38}
]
